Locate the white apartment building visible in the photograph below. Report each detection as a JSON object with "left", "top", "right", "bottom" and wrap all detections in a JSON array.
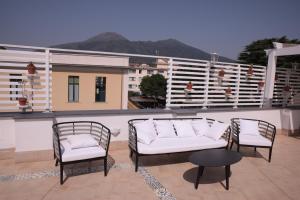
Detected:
[{"left": 128, "top": 61, "right": 168, "bottom": 93}]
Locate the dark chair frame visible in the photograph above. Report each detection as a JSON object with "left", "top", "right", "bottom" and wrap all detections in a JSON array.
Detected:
[
  {"left": 53, "top": 121, "right": 111, "bottom": 184},
  {"left": 230, "top": 118, "right": 276, "bottom": 162},
  {"left": 128, "top": 118, "right": 231, "bottom": 172}
]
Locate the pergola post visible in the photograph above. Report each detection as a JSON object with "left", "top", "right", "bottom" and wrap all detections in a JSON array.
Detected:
[{"left": 264, "top": 50, "right": 277, "bottom": 107}]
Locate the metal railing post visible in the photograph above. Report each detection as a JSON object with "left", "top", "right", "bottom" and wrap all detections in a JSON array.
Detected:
[
  {"left": 202, "top": 62, "right": 210, "bottom": 109},
  {"left": 234, "top": 64, "right": 241, "bottom": 108},
  {"left": 45, "top": 49, "right": 51, "bottom": 112}
]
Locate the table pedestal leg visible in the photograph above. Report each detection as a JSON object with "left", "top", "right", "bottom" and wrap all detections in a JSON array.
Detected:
[
  {"left": 225, "top": 165, "right": 230, "bottom": 190},
  {"left": 195, "top": 166, "right": 204, "bottom": 189}
]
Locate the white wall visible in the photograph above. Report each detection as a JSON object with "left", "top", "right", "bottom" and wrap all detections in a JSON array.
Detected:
[
  {"left": 0, "top": 108, "right": 293, "bottom": 153},
  {"left": 14, "top": 118, "right": 53, "bottom": 152},
  {"left": 0, "top": 118, "right": 15, "bottom": 149}
]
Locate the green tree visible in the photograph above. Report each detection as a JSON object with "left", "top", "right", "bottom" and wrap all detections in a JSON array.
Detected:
[
  {"left": 139, "top": 74, "right": 167, "bottom": 100},
  {"left": 238, "top": 36, "right": 300, "bottom": 67}
]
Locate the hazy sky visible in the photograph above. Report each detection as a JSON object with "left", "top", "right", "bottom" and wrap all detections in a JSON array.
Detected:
[{"left": 0, "top": 0, "right": 299, "bottom": 59}]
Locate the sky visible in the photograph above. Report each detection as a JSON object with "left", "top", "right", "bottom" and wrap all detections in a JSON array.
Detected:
[{"left": 0, "top": 0, "right": 299, "bottom": 59}]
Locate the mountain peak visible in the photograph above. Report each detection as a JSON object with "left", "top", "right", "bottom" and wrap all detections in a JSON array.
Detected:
[{"left": 86, "top": 32, "right": 128, "bottom": 42}]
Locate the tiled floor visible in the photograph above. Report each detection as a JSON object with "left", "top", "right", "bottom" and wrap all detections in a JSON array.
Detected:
[{"left": 1, "top": 134, "right": 300, "bottom": 200}]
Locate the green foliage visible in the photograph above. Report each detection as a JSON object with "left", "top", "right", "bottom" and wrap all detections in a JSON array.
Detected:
[
  {"left": 139, "top": 74, "right": 167, "bottom": 99},
  {"left": 238, "top": 36, "right": 300, "bottom": 67},
  {"left": 128, "top": 91, "right": 140, "bottom": 97}
]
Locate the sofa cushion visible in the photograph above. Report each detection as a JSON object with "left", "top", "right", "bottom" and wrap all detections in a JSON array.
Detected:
[
  {"left": 135, "top": 119, "right": 157, "bottom": 144},
  {"left": 67, "top": 134, "right": 98, "bottom": 150},
  {"left": 239, "top": 119, "right": 260, "bottom": 136},
  {"left": 60, "top": 140, "right": 106, "bottom": 162},
  {"left": 191, "top": 119, "right": 210, "bottom": 136},
  {"left": 205, "top": 121, "right": 229, "bottom": 140},
  {"left": 154, "top": 120, "right": 177, "bottom": 138},
  {"left": 172, "top": 120, "right": 196, "bottom": 137},
  {"left": 239, "top": 134, "right": 272, "bottom": 147},
  {"left": 138, "top": 136, "right": 227, "bottom": 154}
]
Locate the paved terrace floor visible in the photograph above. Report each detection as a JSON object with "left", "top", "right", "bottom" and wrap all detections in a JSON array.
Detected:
[{"left": 1, "top": 132, "right": 300, "bottom": 200}]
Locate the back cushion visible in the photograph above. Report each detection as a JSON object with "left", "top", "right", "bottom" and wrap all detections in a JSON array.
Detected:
[
  {"left": 135, "top": 119, "right": 157, "bottom": 145},
  {"left": 239, "top": 119, "right": 260, "bottom": 136},
  {"left": 154, "top": 120, "right": 177, "bottom": 138},
  {"left": 191, "top": 119, "right": 210, "bottom": 136},
  {"left": 172, "top": 120, "right": 196, "bottom": 137}
]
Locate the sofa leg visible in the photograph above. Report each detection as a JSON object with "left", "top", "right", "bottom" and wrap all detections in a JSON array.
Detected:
[
  {"left": 230, "top": 141, "right": 234, "bottom": 150},
  {"left": 104, "top": 157, "right": 108, "bottom": 176},
  {"left": 55, "top": 159, "right": 58, "bottom": 166},
  {"left": 268, "top": 148, "right": 272, "bottom": 162},
  {"left": 135, "top": 153, "right": 139, "bottom": 172},
  {"left": 129, "top": 149, "right": 133, "bottom": 158},
  {"left": 60, "top": 165, "right": 64, "bottom": 185},
  {"left": 237, "top": 144, "right": 240, "bottom": 152}
]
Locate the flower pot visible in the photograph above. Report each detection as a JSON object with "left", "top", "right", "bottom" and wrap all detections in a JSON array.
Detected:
[
  {"left": 247, "top": 65, "right": 254, "bottom": 78},
  {"left": 218, "top": 69, "right": 225, "bottom": 78},
  {"left": 18, "top": 97, "right": 27, "bottom": 106},
  {"left": 27, "top": 62, "right": 36, "bottom": 74}
]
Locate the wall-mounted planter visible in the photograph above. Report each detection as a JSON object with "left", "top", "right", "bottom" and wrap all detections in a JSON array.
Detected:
[
  {"left": 18, "top": 97, "right": 27, "bottom": 106},
  {"left": 27, "top": 62, "right": 36, "bottom": 74}
]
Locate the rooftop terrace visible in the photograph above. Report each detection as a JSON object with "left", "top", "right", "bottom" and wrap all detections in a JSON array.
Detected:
[{"left": 1, "top": 132, "right": 300, "bottom": 200}]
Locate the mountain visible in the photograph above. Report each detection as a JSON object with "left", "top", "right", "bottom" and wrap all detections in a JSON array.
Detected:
[{"left": 53, "top": 32, "right": 234, "bottom": 64}]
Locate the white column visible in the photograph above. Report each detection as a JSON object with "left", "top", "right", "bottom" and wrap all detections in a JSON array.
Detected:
[
  {"left": 264, "top": 50, "right": 277, "bottom": 107},
  {"left": 166, "top": 58, "right": 173, "bottom": 109},
  {"left": 45, "top": 49, "right": 51, "bottom": 112},
  {"left": 121, "top": 69, "right": 129, "bottom": 109}
]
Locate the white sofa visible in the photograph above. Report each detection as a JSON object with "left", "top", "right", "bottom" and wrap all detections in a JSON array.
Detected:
[{"left": 128, "top": 118, "right": 231, "bottom": 171}]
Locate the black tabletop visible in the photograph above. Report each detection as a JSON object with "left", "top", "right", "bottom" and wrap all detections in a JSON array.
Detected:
[{"left": 189, "top": 149, "right": 242, "bottom": 167}]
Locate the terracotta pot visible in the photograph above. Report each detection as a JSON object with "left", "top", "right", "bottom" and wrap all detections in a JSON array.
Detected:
[
  {"left": 18, "top": 97, "right": 27, "bottom": 106},
  {"left": 218, "top": 69, "right": 225, "bottom": 78},
  {"left": 247, "top": 65, "right": 253, "bottom": 77},
  {"left": 283, "top": 85, "right": 291, "bottom": 92},
  {"left": 225, "top": 87, "right": 232, "bottom": 95},
  {"left": 258, "top": 81, "right": 264, "bottom": 88},
  {"left": 27, "top": 62, "right": 36, "bottom": 74}
]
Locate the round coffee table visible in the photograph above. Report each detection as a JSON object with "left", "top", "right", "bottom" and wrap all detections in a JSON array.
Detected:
[{"left": 189, "top": 149, "right": 242, "bottom": 190}]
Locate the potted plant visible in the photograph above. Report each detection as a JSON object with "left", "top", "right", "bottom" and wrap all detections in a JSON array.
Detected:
[
  {"left": 225, "top": 87, "right": 232, "bottom": 98},
  {"left": 247, "top": 64, "right": 254, "bottom": 79},
  {"left": 283, "top": 85, "right": 291, "bottom": 92},
  {"left": 185, "top": 81, "right": 193, "bottom": 93},
  {"left": 258, "top": 81, "right": 264, "bottom": 91},
  {"left": 27, "top": 62, "right": 36, "bottom": 74},
  {"left": 218, "top": 69, "right": 225, "bottom": 85},
  {"left": 18, "top": 80, "right": 28, "bottom": 106}
]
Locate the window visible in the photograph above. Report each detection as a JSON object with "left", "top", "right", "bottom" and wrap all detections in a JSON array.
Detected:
[
  {"left": 129, "top": 77, "right": 136, "bottom": 81},
  {"left": 139, "top": 69, "right": 142, "bottom": 74},
  {"left": 95, "top": 77, "right": 106, "bottom": 102},
  {"left": 129, "top": 84, "right": 137, "bottom": 89},
  {"left": 129, "top": 69, "right": 136, "bottom": 74},
  {"left": 147, "top": 70, "right": 153, "bottom": 75},
  {"left": 68, "top": 76, "right": 79, "bottom": 102},
  {"left": 10, "top": 74, "right": 22, "bottom": 101}
]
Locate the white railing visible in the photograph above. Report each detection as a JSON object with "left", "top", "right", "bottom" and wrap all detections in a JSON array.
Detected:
[
  {"left": 166, "top": 59, "right": 266, "bottom": 109},
  {"left": 0, "top": 49, "right": 52, "bottom": 112},
  {"left": 272, "top": 67, "right": 300, "bottom": 107}
]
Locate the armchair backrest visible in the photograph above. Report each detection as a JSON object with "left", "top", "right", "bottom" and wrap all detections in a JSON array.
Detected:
[{"left": 52, "top": 121, "right": 111, "bottom": 161}]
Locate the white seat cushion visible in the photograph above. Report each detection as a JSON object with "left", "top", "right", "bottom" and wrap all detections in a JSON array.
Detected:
[
  {"left": 239, "top": 134, "right": 272, "bottom": 147},
  {"left": 138, "top": 136, "right": 227, "bottom": 154},
  {"left": 60, "top": 140, "right": 106, "bottom": 162},
  {"left": 172, "top": 120, "right": 196, "bottom": 137}
]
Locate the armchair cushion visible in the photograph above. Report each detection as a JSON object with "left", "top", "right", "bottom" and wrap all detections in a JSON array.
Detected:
[
  {"left": 239, "top": 134, "right": 272, "bottom": 147},
  {"left": 60, "top": 140, "right": 106, "bottom": 162},
  {"left": 67, "top": 134, "right": 98, "bottom": 150},
  {"left": 240, "top": 119, "right": 260, "bottom": 136}
]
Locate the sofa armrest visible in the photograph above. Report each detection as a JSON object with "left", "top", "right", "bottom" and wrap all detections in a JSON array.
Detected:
[{"left": 128, "top": 120, "right": 138, "bottom": 152}]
